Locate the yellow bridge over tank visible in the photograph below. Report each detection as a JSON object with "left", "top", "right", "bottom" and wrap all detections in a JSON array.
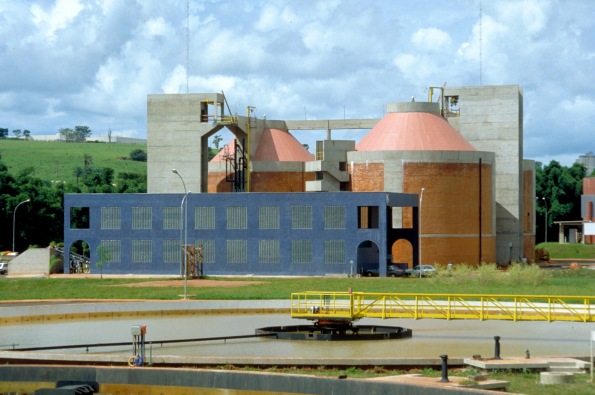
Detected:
[{"left": 290, "top": 292, "right": 595, "bottom": 323}]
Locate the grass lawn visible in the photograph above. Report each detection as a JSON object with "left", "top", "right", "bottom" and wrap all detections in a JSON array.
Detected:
[
  {"left": 0, "top": 139, "right": 146, "bottom": 184},
  {"left": 1, "top": 265, "right": 594, "bottom": 300}
]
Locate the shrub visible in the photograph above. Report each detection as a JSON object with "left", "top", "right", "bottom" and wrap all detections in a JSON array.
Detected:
[
  {"left": 535, "top": 247, "right": 550, "bottom": 261},
  {"left": 129, "top": 149, "right": 147, "bottom": 162}
]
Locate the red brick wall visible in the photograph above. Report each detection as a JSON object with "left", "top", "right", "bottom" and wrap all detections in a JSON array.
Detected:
[
  {"left": 523, "top": 169, "right": 535, "bottom": 260},
  {"left": 348, "top": 163, "right": 384, "bottom": 191},
  {"left": 403, "top": 162, "right": 496, "bottom": 264},
  {"left": 208, "top": 171, "right": 314, "bottom": 193}
]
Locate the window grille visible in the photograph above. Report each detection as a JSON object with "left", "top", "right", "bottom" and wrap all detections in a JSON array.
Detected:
[
  {"left": 132, "top": 240, "right": 152, "bottom": 263},
  {"left": 227, "top": 240, "right": 247, "bottom": 263},
  {"left": 195, "top": 206, "right": 215, "bottom": 230},
  {"left": 259, "top": 206, "right": 280, "bottom": 229},
  {"left": 291, "top": 206, "right": 312, "bottom": 229},
  {"left": 324, "top": 240, "right": 345, "bottom": 263},
  {"left": 163, "top": 240, "right": 180, "bottom": 263},
  {"left": 324, "top": 206, "right": 345, "bottom": 229},
  {"left": 259, "top": 240, "right": 280, "bottom": 263},
  {"left": 162, "top": 207, "right": 181, "bottom": 230},
  {"left": 100, "top": 240, "right": 121, "bottom": 263},
  {"left": 132, "top": 207, "right": 152, "bottom": 229},
  {"left": 196, "top": 239, "right": 215, "bottom": 263},
  {"left": 292, "top": 240, "right": 312, "bottom": 263},
  {"left": 101, "top": 207, "right": 121, "bottom": 229},
  {"left": 227, "top": 206, "right": 247, "bottom": 229}
]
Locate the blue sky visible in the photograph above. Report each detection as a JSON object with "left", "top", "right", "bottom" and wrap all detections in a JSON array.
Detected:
[{"left": 1, "top": 0, "right": 593, "bottom": 166}]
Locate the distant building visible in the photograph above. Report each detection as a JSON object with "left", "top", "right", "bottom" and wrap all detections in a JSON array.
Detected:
[{"left": 576, "top": 152, "right": 595, "bottom": 176}]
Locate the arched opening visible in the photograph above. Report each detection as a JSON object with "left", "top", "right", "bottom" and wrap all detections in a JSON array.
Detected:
[
  {"left": 357, "top": 240, "right": 379, "bottom": 276},
  {"left": 69, "top": 239, "right": 91, "bottom": 274},
  {"left": 391, "top": 239, "right": 413, "bottom": 270}
]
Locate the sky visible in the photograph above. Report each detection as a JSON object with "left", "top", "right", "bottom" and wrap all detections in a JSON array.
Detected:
[{"left": 0, "top": 0, "right": 593, "bottom": 167}]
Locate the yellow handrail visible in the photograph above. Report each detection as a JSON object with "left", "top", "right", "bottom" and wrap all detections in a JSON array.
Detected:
[{"left": 290, "top": 292, "right": 595, "bottom": 323}]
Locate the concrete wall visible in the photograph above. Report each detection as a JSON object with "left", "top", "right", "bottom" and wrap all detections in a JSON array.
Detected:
[
  {"left": 0, "top": 365, "right": 491, "bottom": 395},
  {"left": 7, "top": 248, "right": 50, "bottom": 276},
  {"left": 444, "top": 85, "right": 525, "bottom": 263}
]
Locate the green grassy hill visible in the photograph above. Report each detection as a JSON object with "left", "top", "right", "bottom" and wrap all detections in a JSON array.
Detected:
[
  {"left": 537, "top": 242, "right": 595, "bottom": 259},
  {"left": 0, "top": 139, "right": 147, "bottom": 184}
]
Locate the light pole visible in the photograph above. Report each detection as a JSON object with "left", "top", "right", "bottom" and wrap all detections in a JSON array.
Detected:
[
  {"left": 12, "top": 198, "right": 30, "bottom": 252},
  {"left": 419, "top": 188, "right": 425, "bottom": 275},
  {"left": 542, "top": 197, "right": 548, "bottom": 244},
  {"left": 172, "top": 169, "right": 186, "bottom": 277},
  {"left": 181, "top": 190, "right": 191, "bottom": 299}
]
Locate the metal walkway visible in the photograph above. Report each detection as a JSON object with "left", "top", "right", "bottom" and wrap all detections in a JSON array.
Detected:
[{"left": 290, "top": 292, "right": 595, "bottom": 323}]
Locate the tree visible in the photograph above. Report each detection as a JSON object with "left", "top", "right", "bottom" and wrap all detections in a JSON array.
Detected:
[
  {"left": 59, "top": 127, "right": 75, "bottom": 142},
  {"left": 213, "top": 134, "right": 222, "bottom": 149},
  {"left": 12, "top": 129, "right": 22, "bottom": 139},
  {"left": 95, "top": 245, "right": 112, "bottom": 279},
  {"left": 129, "top": 149, "right": 147, "bottom": 162},
  {"left": 107, "top": 127, "right": 112, "bottom": 144},
  {"left": 535, "top": 160, "right": 586, "bottom": 243},
  {"left": 74, "top": 125, "right": 92, "bottom": 142},
  {"left": 0, "top": 127, "right": 8, "bottom": 138},
  {"left": 23, "top": 130, "right": 30, "bottom": 139}
]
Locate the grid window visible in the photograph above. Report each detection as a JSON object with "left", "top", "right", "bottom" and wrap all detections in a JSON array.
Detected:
[
  {"left": 259, "top": 240, "right": 280, "bottom": 263},
  {"left": 132, "top": 207, "right": 152, "bottom": 230},
  {"left": 291, "top": 206, "right": 312, "bottom": 229},
  {"left": 132, "top": 240, "right": 152, "bottom": 263},
  {"left": 324, "top": 240, "right": 345, "bottom": 264},
  {"left": 101, "top": 207, "right": 121, "bottom": 230},
  {"left": 292, "top": 240, "right": 312, "bottom": 264},
  {"left": 324, "top": 206, "right": 346, "bottom": 229},
  {"left": 259, "top": 206, "right": 279, "bottom": 230},
  {"left": 162, "top": 207, "right": 181, "bottom": 230},
  {"left": 196, "top": 240, "right": 215, "bottom": 264},
  {"left": 227, "top": 206, "right": 247, "bottom": 229},
  {"left": 100, "top": 240, "right": 121, "bottom": 263},
  {"left": 163, "top": 240, "right": 180, "bottom": 263},
  {"left": 195, "top": 206, "right": 215, "bottom": 230},
  {"left": 227, "top": 240, "right": 247, "bottom": 263}
]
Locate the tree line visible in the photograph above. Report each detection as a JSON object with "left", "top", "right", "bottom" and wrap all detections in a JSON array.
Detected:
[
  {"left": 0, "top": 125, "right": 93, "bottom": 142},
  {"left": 0, "top": 151, "right": 146, "bottom": 252}
]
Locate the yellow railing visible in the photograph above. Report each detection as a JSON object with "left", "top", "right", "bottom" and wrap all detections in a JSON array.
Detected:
[
  {"left": 290, "top": 292, "right": 595, "bottom": 323},
  {"left": 216, "top": 116, "right": 238, "bottom": 125}
]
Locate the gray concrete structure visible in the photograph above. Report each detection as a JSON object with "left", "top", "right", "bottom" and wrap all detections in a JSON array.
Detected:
[
  {"left": 6, "top": 248, "right": 50, "bottom": 276},
  {"left": 443, "top": 85, "right": 528, "bottom": 262}
]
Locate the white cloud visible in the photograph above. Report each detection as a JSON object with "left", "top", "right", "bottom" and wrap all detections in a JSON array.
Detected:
[
  {"left": 411, "top": 28, "right": 451, "bottom": 51},
  {"left": 30, "top": 0, "right": 84, "bottom": 43}
]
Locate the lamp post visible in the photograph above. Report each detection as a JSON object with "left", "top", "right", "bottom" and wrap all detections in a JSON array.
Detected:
[
  {"left": 12, "top": 198, "right": 30, "bottom": 252},
  {"left": 419, "top": 188, "right": 425, "bottom": 274},
  {"left": 542, "top": 197, "right": 548, "bottom": 245},
  {"left": 172, "top": 169, "right": 186, "bottom": 278}
]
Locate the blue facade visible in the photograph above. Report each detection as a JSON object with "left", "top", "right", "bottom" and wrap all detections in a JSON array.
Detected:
[{"left": 64, "top": 192, "right": 419, "bottom": 276}]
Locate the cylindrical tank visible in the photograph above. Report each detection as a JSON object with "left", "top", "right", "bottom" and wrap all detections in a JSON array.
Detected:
[{"left": 348, "top": 102, "right": 496, "bottom": 266}]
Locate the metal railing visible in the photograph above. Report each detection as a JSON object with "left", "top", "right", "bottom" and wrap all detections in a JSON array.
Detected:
[{"left": 290, "top": 292, "right": 595, "bottom": 323}]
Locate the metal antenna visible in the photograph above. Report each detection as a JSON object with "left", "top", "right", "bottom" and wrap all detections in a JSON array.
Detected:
[
  {"left": 186, "top": 0, "right": 190, "bottom": 93},
  {"left": 479, "top": 0, "right": 483, "bottom": 85}
]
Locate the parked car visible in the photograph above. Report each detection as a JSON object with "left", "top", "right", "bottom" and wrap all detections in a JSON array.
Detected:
[
  {"left": 363, "top": 266, "right": 406, "bottom": 277},
  {"left": 387, "top": 265, "right": 406, "bottom": 277},
  {"left": 405, "top": 264, "right": 436, "bottom": 277},
  {"left": 0, "top": 262, "right": 8, "bottom": 275}
]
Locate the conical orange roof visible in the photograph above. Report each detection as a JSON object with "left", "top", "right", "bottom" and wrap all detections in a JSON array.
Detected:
[
  {"left": 254, "top": 128, "right": 314, "bottom": 162},
  {"left": 356, "top": 111, "right": 476, "bottom": 151},
  {"left": 210, "top": 129, "right": 314, "bottom": 162}
]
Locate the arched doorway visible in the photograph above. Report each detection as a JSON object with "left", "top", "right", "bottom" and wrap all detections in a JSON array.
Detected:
[
  {"left": 391, "top": 239, "right": 413, "bottom": 269},
  {"left": 357, "top": 240, "right": 379, "bottom": 276},
  {"left": 68, "top": 239, "right": 91, "bottom": 274}
]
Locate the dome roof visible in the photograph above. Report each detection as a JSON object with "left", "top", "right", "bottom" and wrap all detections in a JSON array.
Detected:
[
  {"left": 356, "top": 110, "right": 476, "bottom": 152},
  {"left": 210, "top": 128, "right": 314, "bottom": 162}
]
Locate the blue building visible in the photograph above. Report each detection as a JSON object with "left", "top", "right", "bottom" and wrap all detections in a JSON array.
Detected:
[{"left": 64, "top": 192, "right": 419, "bottom": 276}]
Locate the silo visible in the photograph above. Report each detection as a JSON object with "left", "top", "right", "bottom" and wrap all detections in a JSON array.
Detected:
[
  {"left": 208, "top": 127, "right": 314, "bottom": 192},
  {"left": 347, "top": 102, "right": 496, "bottom": 266}
]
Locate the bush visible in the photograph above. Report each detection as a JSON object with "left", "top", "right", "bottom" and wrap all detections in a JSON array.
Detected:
[
  {"left": 507, "top": 262, "right": 549, "bottom": 286},
  {"left": 129, "top": 149, "right": 147, "bottom": 162},
  {"left": 535, "top": 247, "right": 550, "bottom": 262}
]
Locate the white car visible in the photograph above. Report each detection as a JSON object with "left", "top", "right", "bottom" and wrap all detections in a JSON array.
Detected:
[
  {"left": 405, "top": 265, "right": 436, "bottom": 277},
  {"left": 0, "top": 262, "right": 7, "bottom": 275}
]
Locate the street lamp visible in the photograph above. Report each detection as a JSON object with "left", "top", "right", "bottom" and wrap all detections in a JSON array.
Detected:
[
  {"left": 542, "top": 197, "right": 548, "bottom": 244},
  {"left": 12, "top": 198, "right": 30, "bottom": 252},
  {"left": 172, "top": 169, "right": 187, "bottom": 278},
  {"left": 419, "top": 188, "right": 425, "bottom": 275}
]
